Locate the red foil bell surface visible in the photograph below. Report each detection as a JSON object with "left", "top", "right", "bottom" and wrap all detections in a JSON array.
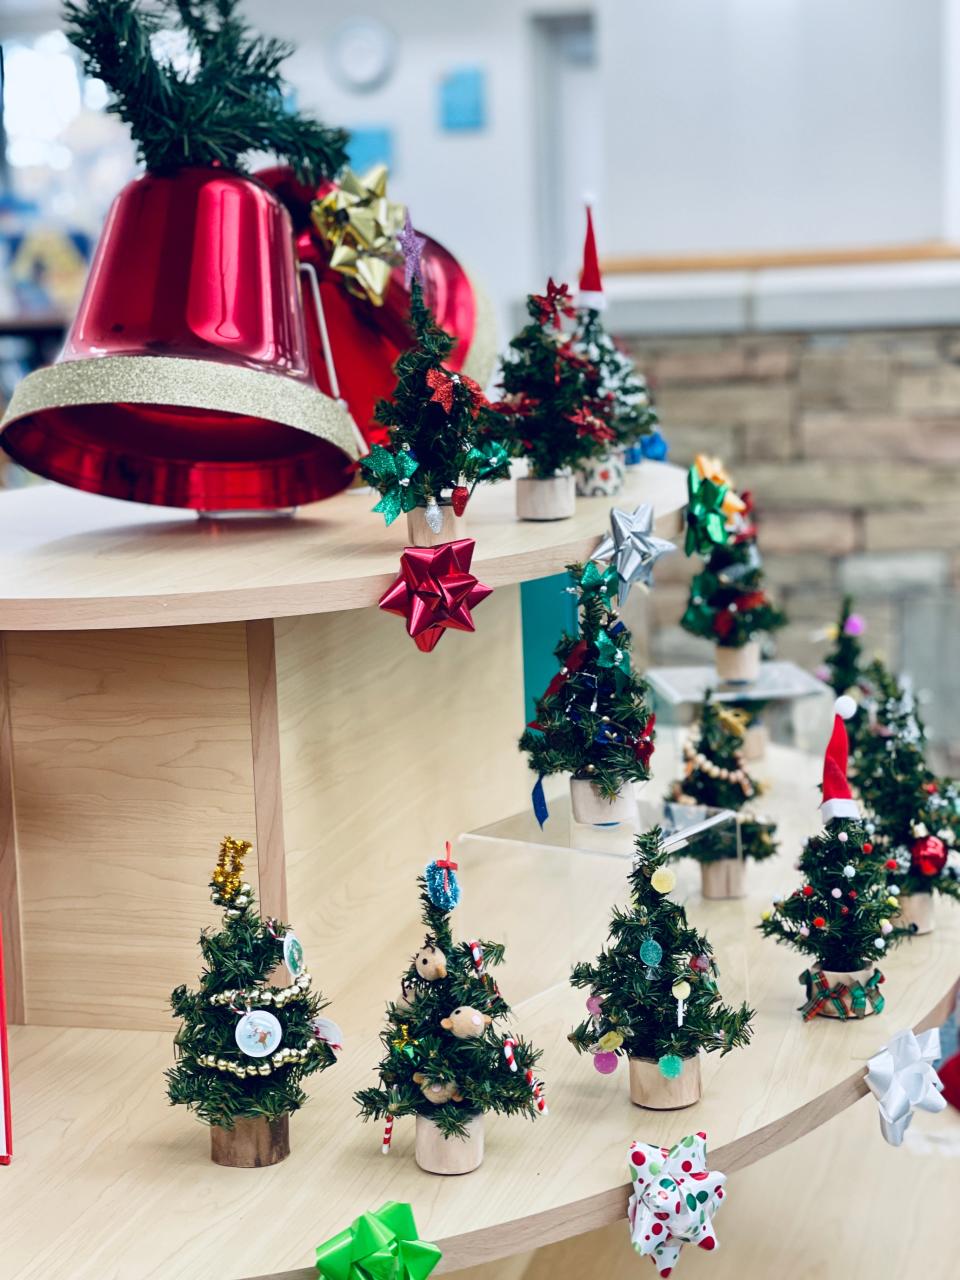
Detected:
[
  {"left": 258, "top": 166, "right": 493, "bottom": 449},
  {"left": 1, "top": 167, "right": 358, "bottom": 510}
]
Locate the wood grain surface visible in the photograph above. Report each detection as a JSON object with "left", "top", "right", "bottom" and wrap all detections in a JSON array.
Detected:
[
  {"left": 1, "top": 738, "right": 957, "bottom": 1279},
  {"left": 0, "top": 464, "right": 684, "bottom": 630}
]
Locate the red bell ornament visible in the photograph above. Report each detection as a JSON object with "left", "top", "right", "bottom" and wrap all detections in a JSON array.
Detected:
[
  {"left": 258, "top": 166, "right": 496, "bottom": 449},
  {"left": 0, "top": 167, "right": 360, "bottom": 510},
  {"left": 911, "top": 835, "right": 947, "bottom": 878}
]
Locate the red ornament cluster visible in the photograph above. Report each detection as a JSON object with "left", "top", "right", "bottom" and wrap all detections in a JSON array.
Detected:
[{"left": 911, "top": 835, "right": 947, "bottom": 878}]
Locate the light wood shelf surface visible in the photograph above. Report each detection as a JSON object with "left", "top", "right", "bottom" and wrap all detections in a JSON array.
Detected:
[
  {"left": 2, "top": 741, "right": 957, "bottom": 1279},
  {"left": 0, "top": 464, "right": 684, "bottom": 632}
]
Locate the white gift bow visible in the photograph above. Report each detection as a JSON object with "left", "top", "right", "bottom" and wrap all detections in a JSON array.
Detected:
[{"left": 864, "top": 1027, "right": 946, "bottom": 1146}]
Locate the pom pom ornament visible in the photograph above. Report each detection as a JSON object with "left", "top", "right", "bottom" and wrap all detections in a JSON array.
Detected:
[
  {"left": 650, "top": 868, "right": 676, "bottom": 895},
  {"left": 593, "top": 1051, "right": 619, "bottom": 1074},
  {"left": 658, "top": 1053, "right": 684, "bottom": 1079}
]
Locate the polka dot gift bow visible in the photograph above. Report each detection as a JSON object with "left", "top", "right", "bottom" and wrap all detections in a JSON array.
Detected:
[
  {"left": 864, "top": 1027, "right": 946, "bottom": 1147},
  {"left": 627, "top": 1133, "right": 725, "bottom": 1276}
]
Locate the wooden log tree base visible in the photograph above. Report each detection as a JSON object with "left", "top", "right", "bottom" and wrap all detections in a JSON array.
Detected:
[
  {"left": 405, "top": 505, "right": 467, "bottom": 549},
  {"left": 742, "top": 722, "right": 769, "bottom": 761},
  {"left": 569, "top": 779, "right": 636, "bottom": 826},
  {"left": 898, "top": 892, "right": 935, "bottom": 936},
  {"left": 628, "top": 1055, "right": 702, "bottom": 1110},
  {"left": 701, "top": 858, "right": 746, "bottom": 900},
  {"left": 515, "top": 474, "right": 576, "bottom": 521},
  {"left": 415, "top": 1114, "right": 485, "bottom": 1176},
  {"left": 715, "top": 641, "right": 761, "bottom": 685},
  {"left": 210, "top": 1114, "right": 290, "bottom": 1168}
]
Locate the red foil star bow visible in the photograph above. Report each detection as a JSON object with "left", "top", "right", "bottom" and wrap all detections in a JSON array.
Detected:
[
  {"left": 379, "top": 538, "right": 492, "bottom": 652},
  {"left": 425, "top": 367, "right": 487, "bottom": 417},
  {"left": 532, "top": 277, "right": 575, "bottom": 328}
]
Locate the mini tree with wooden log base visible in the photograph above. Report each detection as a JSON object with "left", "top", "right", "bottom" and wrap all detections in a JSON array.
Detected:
[
  {"left": 354, "top": 858, "right": 545, "bottom": 1173},
  {"left": 681, "top": 455, "right": 786, "bottom": 657},
  {"left": 496, "top": 279, "right": 615, "bottom": 480},
  {"left": 667, "top": 697, "right": 777, "bottom": 895},
  {"left": 759, "top": 698, "right": 908, "bottom": 1020},
  {"left": 64, "top": 0, "right": 347, "bottom": 182},
  {"left": 519, "top": 561, "right": 656, "bottom": 820},
  {"left": 361, "top": 280, "right": 510, "bottom": 533},
  {"left": 853, "top": 660, "right": 960, "bottom": 922},
  {"left": 167, "top": 837, "right": 338, "bottom": 1165},
  {"left": 569, "top": 826, "right": 754, "bottom": 1107}
]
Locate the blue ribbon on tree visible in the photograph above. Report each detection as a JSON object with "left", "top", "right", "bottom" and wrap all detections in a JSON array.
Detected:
[{"left": 532, "top": 775, "right": 549, "bottom": 828}]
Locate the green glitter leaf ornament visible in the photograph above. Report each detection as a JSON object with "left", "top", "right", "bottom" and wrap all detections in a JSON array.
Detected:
[{"left": 364, "top": 445, "right": 420, "bottom": 525}]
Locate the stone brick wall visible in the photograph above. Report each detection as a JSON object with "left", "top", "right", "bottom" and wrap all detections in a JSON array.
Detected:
[{"left": 616, "top": 327, "right": 960, "bottom": 753}]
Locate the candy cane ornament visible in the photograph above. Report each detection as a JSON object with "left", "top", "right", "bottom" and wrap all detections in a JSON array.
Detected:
[
  {"left": 503, "top": 1036, "right": 518, "bottom": 1072},
  {"left": 468, "top": 940, "right": 484, "bottom": 975},
  {"left": 381, "top": 1114, "right": 394, "bottom": 1155},
  {"left": 526, "top": 1067, "right": 548, "bottom": 1115}
]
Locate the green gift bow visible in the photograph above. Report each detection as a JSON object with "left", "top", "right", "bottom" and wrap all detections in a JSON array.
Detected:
[
  {"left": 316, "top": 1201, "right": 441, "bottom": 1280},
  {"left": 465, "top": 439, "right": 510, "bottom": 480},
  {"left": 364, "top": 446, "right": 421, "bottom": 526},
  {"left": 685, "top": 466, "right": 730, "bottom": 556},
  {"left": 579, "top": 560, "right": 618, "bottom": 603},
  {"left": 595, "top": 630, "right": 628, "bottom": 670}
]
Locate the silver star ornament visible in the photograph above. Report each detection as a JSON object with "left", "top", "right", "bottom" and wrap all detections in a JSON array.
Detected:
[{"left": 592, "top": 502, "right": 676, "bottom": 604}]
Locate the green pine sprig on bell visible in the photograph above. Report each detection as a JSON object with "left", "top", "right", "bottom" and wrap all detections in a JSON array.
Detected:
[{"left": 64, "top": 0, "right": 348, "bottom": 181}]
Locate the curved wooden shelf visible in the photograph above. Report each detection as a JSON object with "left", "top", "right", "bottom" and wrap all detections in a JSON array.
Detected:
[
  {"left": 3, "top": 742, "right": 958, "bottom": 1279},
  {"left": 0, "top": 463, "right": 685, "bottom": 631}
]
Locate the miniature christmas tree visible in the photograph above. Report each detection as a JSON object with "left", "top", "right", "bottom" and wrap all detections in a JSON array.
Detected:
[
  {"left": 65, "top": 0, "right": 347, "bottom": 181},
  {"left": 497, "top": 279, "right": 614, "bottom": 480},
  {"left": 361, "top": 278, "right": 510, "bottom": 532},
  {"left": 759, "top": 698, "right": 907, "bottom": 1019},
  {"left": 667, "top": 698, "right": 777, "bottom": 895},
  {"left": 824, "top": 596, "right": 866, "bottom": 700},
  {"left": 569, "top": 826, "right": 754, "bottom": 1105},
  {"left": 854, "top": 660, "right": 960, "bottom": 926},
  {"left": 574, "top": 205, "right": 659, "bottom": 455},
  {"left": 519, "top": 561, "right": 656, "bottom": 823},
  {"left": 355, "top": 855, "right": 545, "bottom": 1172},
  {"left": 681, "top": 456, "right": 786, "bottom": 671},
  {"left": 167, "top": 837, "right": 338, "bottom": 1162}
]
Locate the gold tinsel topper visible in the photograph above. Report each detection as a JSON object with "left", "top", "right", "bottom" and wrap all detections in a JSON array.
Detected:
[{"left": 211, "top": 835, "right": 251, "bottom": 903}]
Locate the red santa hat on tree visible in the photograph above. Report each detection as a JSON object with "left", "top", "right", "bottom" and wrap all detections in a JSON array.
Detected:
[
  {"left": 820, "top": 696, "right": 860, "bottom": 823},
  {"left": 578, "top": 199, "right": 605, "bottom": 311}
]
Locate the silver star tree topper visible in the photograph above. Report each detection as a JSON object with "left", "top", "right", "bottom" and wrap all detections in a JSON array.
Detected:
[{"left": 592, "top": 502, "right": 676, "bottom": 605}]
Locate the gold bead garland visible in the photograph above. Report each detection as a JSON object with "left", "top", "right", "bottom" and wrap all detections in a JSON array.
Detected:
[
  {"left": 196, "top": 1039, "right": 322, "bottom": 1078},
  {"left": 208, "top": 971, "right": 312, "bottom": 1008}
]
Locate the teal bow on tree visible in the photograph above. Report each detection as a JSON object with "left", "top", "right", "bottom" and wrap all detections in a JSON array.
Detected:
[
  {"left": 364, "top": 445, "right": 421, "bottom": 525},
  {"left": 579, "top": 560, "right": 618, "bottom": 604},
  {"left": 685, "top": 466, "right": 730, "bottom": 556},
  {"left": 316, "top": 1201, "right": 441, "bottom": 1280},
  {"left": 595, "top": 630, "right": 628, "bottom": 670},
  {"left": 464, "top": 439, "right": 510, "bottom": 480}
]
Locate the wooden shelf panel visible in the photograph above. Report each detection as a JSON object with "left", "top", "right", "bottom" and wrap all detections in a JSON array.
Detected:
[
  {"left": 2, "top": 742, "right": 958, "bottom": 1279},
  {"left": 0, "top": 464, "right": 685, "bottom": 631}
]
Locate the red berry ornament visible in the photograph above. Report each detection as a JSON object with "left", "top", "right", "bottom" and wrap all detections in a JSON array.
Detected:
[
  {"left": 911, "top": 835, "right": 947, "bottom": 878},
  {"left": 812, "top": 916, "right": 826, "bottom": 928},
  {"left": 862, "top": 842, "right": 873, "bottom": 853},
  {"left": 885, "top": 859, "right": 898, "bottom": 871},
  {"left": 922, "top": 782, "right": 939, "bottom": 795},
  {"left": 802, "top": 885, "right": 814, "bottom": 897},
  {"left": 451, "top": 485, "right": 470, "bottom": 517}
]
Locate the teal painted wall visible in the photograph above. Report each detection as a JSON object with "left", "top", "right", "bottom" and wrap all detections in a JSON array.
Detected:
[{"left": 520, "top": 573, "right": 578, "bottom": 719}]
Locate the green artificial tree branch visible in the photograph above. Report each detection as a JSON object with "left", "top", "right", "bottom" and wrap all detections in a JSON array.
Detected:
[
  {"left": 64, "top": 0, "right": 347, "bottom": 180},
  {"left": 574, "top": 308, "right": 657, "bottom": 448}
]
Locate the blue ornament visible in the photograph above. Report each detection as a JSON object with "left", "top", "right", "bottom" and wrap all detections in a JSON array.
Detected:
[
  {"left": 425, "top": 844, "right": 461, "bottom": 910},
  {"left": 639, "top": 938, "right": 663, "bottom": 967}
]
